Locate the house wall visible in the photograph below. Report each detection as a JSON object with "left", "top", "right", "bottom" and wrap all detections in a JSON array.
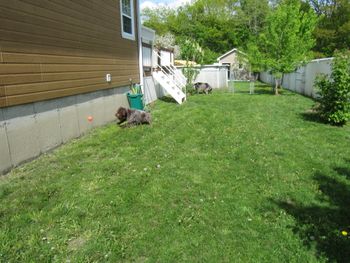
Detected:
[
  {"left": 219, "top": 52, "right": 250, "bottom": 80},
  {"left": 0, "top": 0, "right": 140, "bottom": 108},
  {"left": 0, "top": 0, "right": 142, "bottom": 174},
  {"left": 260, "top": 58, "right": 333, "bottom": 98},
  {"left": 219, "top": 52, "right": 237, "bottom": 65}
]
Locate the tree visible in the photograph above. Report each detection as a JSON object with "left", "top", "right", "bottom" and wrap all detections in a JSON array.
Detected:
[
  {"left": 154, "top": 33, "right": 181, "bottom": 59},
  {"left": 236, "top": 0, "right": 270, "bottom": 37},
  {"left": 179, "top": 38, "right": 204, "bottom": 93},
  {"left": 142, "top": 0, "right": 323, "bottom": 70},
  {"left": 259, "top": 0, "right": 318, "bottom": 94},
  {"left": 308, "top": 0, "right": 350, "bottom": 57},
  {"left": 170, "top": 0, "right": 240, "bottom": 62},
  {"left": 142, "top": 0, "right": 255, "bottom": 64},
  {"left": 243, "top": 37, "right": 266, "bottom": 79},
  {"left": 142, "top": 7, "right": 176, "bottom": 35}
]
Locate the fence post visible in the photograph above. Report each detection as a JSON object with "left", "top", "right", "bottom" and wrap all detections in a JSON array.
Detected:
[{"left": 216, "top": 67, "right": 220, "bottom": 88}]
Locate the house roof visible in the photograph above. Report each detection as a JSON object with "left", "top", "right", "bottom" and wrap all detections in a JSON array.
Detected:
[
  {"left": 217, "top": 48, "right": 246, "bottom": 61},
  {"left": 141, "top": 25, "right": 156, "bottom": 34},
  {"left": 141, "top": 26, "right": 156, "bottom": 44}
]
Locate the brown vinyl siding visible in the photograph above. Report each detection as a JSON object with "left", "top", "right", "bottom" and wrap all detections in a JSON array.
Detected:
[{"left": 0, "top": 0, "right": 140, "bottom": 107}]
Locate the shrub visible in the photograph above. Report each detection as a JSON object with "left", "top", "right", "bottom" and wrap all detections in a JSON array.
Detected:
[
  {"left": 185, "top": 83, "right": 196, "bottom": 95},
  {"left": 182, "top": 67, "right": 199, "bottom": 94},
  {"left": 315, "top": 51, "right": 350, "bottom": 125},
  {"left": 180, "top": 38, "right": 203, "bottom": 95}
]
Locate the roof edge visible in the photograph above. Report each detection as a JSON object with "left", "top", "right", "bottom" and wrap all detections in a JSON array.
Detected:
[{"left": 217, "top": 48, "right": 246, "bottom": 61}]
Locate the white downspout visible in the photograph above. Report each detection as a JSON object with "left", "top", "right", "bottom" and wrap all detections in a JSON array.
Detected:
[{"left": 137, "top": 0, "right": 144, "bottom": 91}]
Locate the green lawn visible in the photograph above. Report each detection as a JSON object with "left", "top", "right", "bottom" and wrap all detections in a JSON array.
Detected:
[{"left": 1, "top": 82, "right": 350, "bottom": 262}]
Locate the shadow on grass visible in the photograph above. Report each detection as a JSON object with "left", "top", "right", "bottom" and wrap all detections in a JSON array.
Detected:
[
  {"left": 274, "top": 164, "right": 350, "bottom": 262},
  {"left": 159, "top": 96, "right": 177, "bottom": 104},
  {"left": 300, "top": 111, "right": 327, "bottom": 125},
  {"left": 233, "top": 83, "right": 297, "bottom": 96},
  {"left": 254, "top": 87, "right": 275, "bottom": 95},
  {"left": 233, "top": 84, "right": 274, "bottom": 95},
  {"left": 334, "top": 159, "right": 350, "bottom": 180}
]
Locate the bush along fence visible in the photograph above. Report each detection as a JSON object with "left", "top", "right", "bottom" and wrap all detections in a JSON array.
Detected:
[
  {"left": 314, "top": 51, "right": 350, "bottom": 126},
  {"left": 259, "top": 58, "right": 333, "bottom": 98}
]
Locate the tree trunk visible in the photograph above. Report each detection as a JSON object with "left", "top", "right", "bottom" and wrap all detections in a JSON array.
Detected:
[
  {"left": 281, "top": 73, "right": 284, "bottom": 88},
  {"left": 253, "top": 72, "right": 259, "bottom": 81},
  {"left": 275, "top": 78, "right": 280, "bottom": 95}
]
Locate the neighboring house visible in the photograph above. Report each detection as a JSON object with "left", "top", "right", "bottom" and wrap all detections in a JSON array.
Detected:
[
  {"left": 217, "top": 48, "right": 250, "bottom": 80},
  {"left": 0, "top": 0, "right": 143, "bottom": 174}
]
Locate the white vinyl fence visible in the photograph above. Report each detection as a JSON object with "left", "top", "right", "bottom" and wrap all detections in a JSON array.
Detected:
[
  {"left": 143, "top": 65, "right": 229, "bottom": 105},
  {"left": 260, "top": 58, "right": 333, "bottom": 98},
  {"left": 177, "top": 65, "right": 229, "bottom": 89}
]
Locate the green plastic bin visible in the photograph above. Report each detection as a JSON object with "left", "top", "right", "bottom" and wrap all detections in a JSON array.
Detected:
[{"left": 127, "top": 93, "right": 144, "bottom": 110}]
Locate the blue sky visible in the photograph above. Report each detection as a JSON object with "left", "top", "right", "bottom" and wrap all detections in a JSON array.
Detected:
[{"left": 140, "top": 0, "right": 191, "bottom": 10}]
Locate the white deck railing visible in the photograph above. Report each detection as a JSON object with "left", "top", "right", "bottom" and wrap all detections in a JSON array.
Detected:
[{"left": 153, "top": 51, "right": 187, "bottom": 91}]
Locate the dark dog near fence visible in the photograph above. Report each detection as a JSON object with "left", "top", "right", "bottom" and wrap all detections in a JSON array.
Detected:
[
  {"left": 115, "top": 107, "right": 152, "bottom": 127},
  {"left": 193, "top": 82, "right": 212, "bottom": 94}
]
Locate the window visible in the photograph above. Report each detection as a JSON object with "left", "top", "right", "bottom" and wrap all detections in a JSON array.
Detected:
[
  {"left": 142, "top": 45, "right": 152, "bottom": 68},
  {"left": 120, "top": 0, "right": 135, "bottom": 40},
  {"left": 142, "top": 44, "right": 152, "bottom": 75}
]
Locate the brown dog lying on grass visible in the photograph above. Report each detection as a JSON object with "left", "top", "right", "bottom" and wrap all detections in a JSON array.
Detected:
[{"left": 115, "top": 107, "right": 152, "bottom": 127}]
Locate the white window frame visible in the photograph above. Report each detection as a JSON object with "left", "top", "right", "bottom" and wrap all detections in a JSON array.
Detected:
[{"left": 120, "top": 0, "right": 135, "bottom": 41}]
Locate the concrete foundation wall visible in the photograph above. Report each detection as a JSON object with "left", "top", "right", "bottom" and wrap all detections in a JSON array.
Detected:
[{"left": 0, "top": 86, "right": 129, "bottom": 174}]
